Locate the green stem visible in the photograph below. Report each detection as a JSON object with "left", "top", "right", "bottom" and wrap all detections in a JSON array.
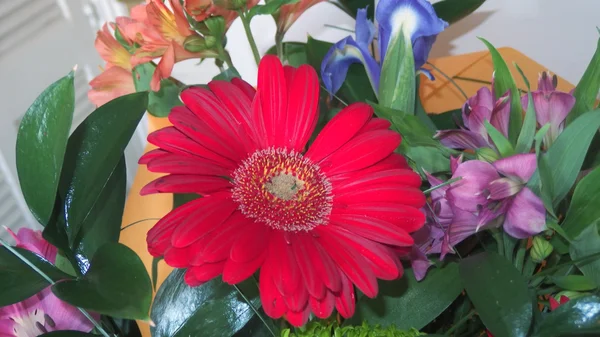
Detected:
[
  {"left": 238, "top": 11, "right": 261, "bottom": 65},
  {"left": 523, "top": 255, "right": 537, "bottom": 277},
  {"left": 0, "top": 239, "right": 112, "bottom": 337},
  {"left": 537, "top": 286, "right": 560, "bottom": 295},
  {"left": 275, "top": 32, "right": 284, "bottom": 61},
  {"left": 426, "top": 62, "right": 468, "bottom": 100},
  {"left": 121, "top": 218, "right": 162, "bottom": 232},
  {"left": 217, "top": 44, "right": 235, "bottom": 70},
  {"left": 444, "top": 309, "right": 476, "bottom": 336},
  {"left": 424, "top": 177, "right": 462, "bottom": 195},
  {"left": 530, "top": 251, "right": 600, "bottom": 280},
  {"left": 514, "top": 239, "right": 527, "bottom": 273},
  {"left": 491, "top": 229, "right": 505, "bottom": 256},
  {"left": 233, "top": 284, "right": 277, "bottom": 337}
]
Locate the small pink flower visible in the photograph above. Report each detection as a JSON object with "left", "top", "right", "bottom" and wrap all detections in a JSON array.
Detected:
[{"left": 0, "top": 229, "right": 97, "bottom": 336}]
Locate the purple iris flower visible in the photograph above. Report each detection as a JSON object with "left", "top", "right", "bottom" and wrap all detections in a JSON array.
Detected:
[{"left": 320, "top": 0, "right": 447, "bottom": 96}]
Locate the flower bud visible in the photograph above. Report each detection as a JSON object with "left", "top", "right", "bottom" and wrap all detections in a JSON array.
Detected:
[
  {"left": 476, "top": 147, "right": 500, "bottom": 163},
  {"left": 205, "top": 36, "right": 218, "bottom": 48},
  {"left": 183, "top": 35, "right": 208, "bottom": 52},
  {"left": 531, "top": 236, "right": 553, "bottom": 263}
]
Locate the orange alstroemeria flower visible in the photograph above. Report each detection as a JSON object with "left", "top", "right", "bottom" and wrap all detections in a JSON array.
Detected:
[
  {"left": 184, "top": 0, "right": 259, "bottom": 29},
  {"left": 275, "top": 0, "right": 325, "bottom": 36},
  {"left": 88, "top": 66, "right": 136, "bottom": 107},
  {"left": 95, "top": 23, "right": 133, "bottom": 70}
]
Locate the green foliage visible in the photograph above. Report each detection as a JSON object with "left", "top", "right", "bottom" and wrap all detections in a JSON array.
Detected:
[
  {"left": 283, "top": 321, "right": 424, "bottom": 337},
  {"left": 567, "top": 36, "right": 600, "bottom": 124},
  {"left": 531, "top": 295, "right": 600, "bottom": 337},
  {"left": 570, "top": 221, "right": 600, "bottom": 287},
  {"left": 16, "top": 71, "right": 74, "bottom": 226},
  {"left": 484, "top": 121, "right": 514, "bottom": 157},
  {"left": 561, "top": 166, "right": 600, "bottom": 238},
  {"left": 514, "top": 63, "right": 537, "bottom": 153},
  {"left": 133, "top": 63, "right": 182, "bottom": 117},
  {"left": 379, "top": 28, "right": 415, "bottom": 113}
]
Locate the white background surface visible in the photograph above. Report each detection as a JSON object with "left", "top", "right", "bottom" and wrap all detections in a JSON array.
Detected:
[{"left": 173, "top": 0, "right": 600, "bottom": 86}]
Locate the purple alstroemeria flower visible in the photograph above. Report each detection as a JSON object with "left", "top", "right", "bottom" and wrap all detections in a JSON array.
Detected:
[
  {"left": 0, "top": 228, "right": 97, "bottom": 337},
  {"left": 447, "top": 154, "right": 546, "bottom": 239},
  {"left": 435, "top": 87, "right": 510, "bottom": 151},
  {"left": 321, "top": 0, "right": 447, "bottom": 96},
  {"left": 522, "top": 71, "right": 576, "bottom": 148}
]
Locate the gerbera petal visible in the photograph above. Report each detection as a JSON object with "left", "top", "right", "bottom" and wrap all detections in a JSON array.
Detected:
[
  {"left": 169, "top": 106, "right": 242, "bottom": 161},
  {"left": 285, "top": 307, "right": 310, "bottom": 327},
  {"left": 138, "top": 148, "right": 169, "bottom": 164},
  {"left": 357, "top": 117, "right": 392, "bottom": 133},
  {"left": 170, "top": 193, "right": 237, "bottom": 247},
  {"left": 229, "top": 222, "right": 271, "bottom": 263},
  {"left": 259, "top": 261, "right": 286, "bottom": 318},
  {"left": 270, "top": 232, "right": 301, "bottom": 296},
  {"left": 146, "top": 153, "right": 231, "bottom": 176},
  {"left": 257, "top": 55, "right": 288, "bottom": 147},
  {"left": 330, "top": 214, "right": 414, "bottom": 246},
  {"left": 284, "top": 64, "right": 319, "bottom": 151},
  {"left": 292, "top": 234, "right": 327, "bottom": 300},
  {"left": 284, "top": 283, "right": 309, "bottom": 312},
  {"left": 306, "top": 102, "right": 372, "bottom": 163},
  {"left": 334, "top": 272, "right": 356, "bottom": 318},
  {"left": 148, "top": 126, "right": 236, "bottom": 168},
  {"left": 250, "top": 90, "right": 269, "bottom": 148},
  {"left": 222, "top": 250, "right": 267, "bottom": 284},
  {"left": 190, "top": 261, "right": 226, "bottom": 284},
  {"left": 200, "top": 212, "right": 248, "bottom": 263},
  {"left": 333, "top": 169, "right": 422, "bottom": 192},
  {"left": 316, "top": 227, "right": 378, "bottom": 297},
  {"left": 231, "top": 77, "right": 256, "bottom": 100},
  {"left": 184, "top": 268, "right": 203, "bottom": 286},
  {"left": 147, "top": 197, "right": 206, "bottom": 256},
  {"left": 163, "top": 245, "right": 193, "bottom": 268},
  {"left": 332, "top": 202, "right": 425, "bottom": 233},
  {"left": 336, "top": 185, "right": 426, "bottom": 208},
  {"left": 309, "top": 291, "right": 335, "bottom": 319},
  {"left": 322, "top": 130, "right": 401, "bottom": 176},
  {"left": 141, "top": 174, "right": 231, "bottom": 196},
  {"left": 304, "top": 236, "right": 342, "bottom": 293}
]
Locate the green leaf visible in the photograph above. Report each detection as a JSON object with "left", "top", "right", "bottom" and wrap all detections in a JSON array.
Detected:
[
  {"left": 306, "top": 36, "right": 376, "bottom": 104},
  {"left": 550, "top": 275, "right": 597, "bottom": 291},
  {"left": 570, "top": 221, "right": 600, "bottom": 287},
  {"left": 16, "top": 71, "right": 75, "bottom": 225},
  {"left": 266, "top": 42, "right": 308, "bottom": 67},
  {"left": 59, "top": 92, "right": 148, "bottom": 246},
  {"left": 429, "top": 108, "right": 463, "bottom": 130},
  {"left": 148, "top": 79, "right": 183, "bottom": 117},
  {"left": 531, "top": 295, "right": 600, "bottom": 337},
  {"left": 479, "top": 38, "right": 522, "bottom": 143},
  {"left": 562, "top": 166, "right": 600, "bottom": 238},
  {"left": 514, "top": 63, "right": 537, "bottom": 154},
  {"left": 370, "top": 103, "right": 438, "bottom": 148},
  {"left": 433, "top": 0, "right": 487, "bottom": 25},
  {"left": 248, "top": 0, "right": 298, "bottom": 17},
  {"left": 484, "top": 121, "right": 515, "bottom": 157},
  {"left": 213, "top": 67, "right": 241, "bottom": 81},
  {"left": 39, "top": 332, "right": 99, "bottom": 337},
  {"left": 52, "top": 243, "right": 152, "bottom": 320},
  {"left": 132, "top": 63, "right": 153, "bottom": 92},
  {"left": 460, "top": 252, "right": 532, "bottom": 337},
  {"left": 414, "top": 80, "right": 437, "bottom": 132},
  {"left": 347, "top": 264, "right": 462, "bottom": 330},
  {"left": 567, "top": 36, "right": 600, "bottom": 124},
  {"left": 152, "top": 256, "right": 163, "bottom": 292},
  {"left": 405, "top": 146, "right": 450, "bottom": 174},
  {"left": 542, "top": 109, "right": 600, "bottom": 206},
  {"left": 0, "top": 247, "right": 72, "bottom": 306},
  {"left": 151, "top": 269, "right": 269, "bottom": 337},
  {"left": 74, "top": 157, "right": 127, "bottom": 260},
  {"left": 379, "top": 28, "right": 415, "bottom": 113}
]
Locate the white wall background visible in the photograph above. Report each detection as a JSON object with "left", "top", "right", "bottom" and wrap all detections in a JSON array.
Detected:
[{"left": 173, "top": 0, "right": 600, "bottom": 86}]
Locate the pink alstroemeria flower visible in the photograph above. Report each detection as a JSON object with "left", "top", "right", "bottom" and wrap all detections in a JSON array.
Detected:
[
  {"left": 448, "top": 153, "right": 546, "bottom": 239},
  {"left": 0, "top": 229, "right": 96, "bottom": 337},
  {"left": 435, "top": 87, "right": 510, "bottom": 151},
  {"left": 522, "top": 71, "right": 576, "bottom": 148}
]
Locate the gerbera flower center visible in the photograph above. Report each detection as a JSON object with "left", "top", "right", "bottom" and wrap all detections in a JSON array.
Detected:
[{"left": 232, "top": 148, "right": 333, "bottom": 232}]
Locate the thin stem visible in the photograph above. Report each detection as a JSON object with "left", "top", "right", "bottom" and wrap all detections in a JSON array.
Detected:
[
  {"left": 445, "top": 309, "right": 476, "bottom": 336},
  {"left": 530, "top": 251, "right": 600, "bottom": 279},
  {"left": 426, "top": 62, "right": 468, "bottom": 100},
  {"left": 275, "top": 32, "right": 284, "bottom": 61},
  {"left": 424, "top": 176, "right": 462, "bottom": 195},
  {"left": 514, "top": 239, "right": 527, "bottom": 273},
  {"left": 238, "top": 11, "right": 261, "bottom": 65},
  {"left": 0, "top": 239, "right": 112, "bottom": 337},
  {"left": 491, "top": 229, "right": 505, "bottom": 256},
  {"left": 217, "top": 44, "right": 235, "bottom": 69},
  {"left": 323, "top": 24, "right": 356, "bottom": 34},
  {"left": 322, "top": 84, "right": 348, "bottom": 106},
  {"left": 233, "top": 284, "right": 277, "bottom": 337},
  {"left": 453, "top": 76, "right": 528, "bottom": 94},
  {"left": 121, "top": 218, "right": 162, "bottom": 232}
]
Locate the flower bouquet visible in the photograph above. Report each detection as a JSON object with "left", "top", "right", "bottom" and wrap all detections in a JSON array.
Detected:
[{"left": 2, "top": 0, "right": 600, "bottom": 336}]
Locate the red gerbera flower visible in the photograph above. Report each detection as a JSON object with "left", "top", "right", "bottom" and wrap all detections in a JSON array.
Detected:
[{"left": 140, "top": 55, "right": 426, "bottom": 326}]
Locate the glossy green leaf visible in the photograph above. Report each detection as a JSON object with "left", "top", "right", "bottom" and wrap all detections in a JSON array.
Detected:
[
  {"left": 306, "top": 36, "right": 376, "bottom": 104},
  {"left": 479, "top": 38, "right": 522, "bottom": 143},
  {"left": 151, "top": 269, "right": 269, "bottom": 337},
  {"left": 59, "top": 92, "right": 148, "bottom": 246},
  {"left": 213, "top": 67, "right": 241, "bottom": 81},
  {"left": 484, "top": 121, "right": 514, "bottom": 157},
  {"left": 0, "top": 247, "right": 72, "bottom": 306},
  {"left": 561, "top": 166, "right": 600, "bottom": 238},
  {"left": 433, "top": 0, "right": 486, "bottom": 25},
  {"left": 248, "top": 0, "right": 298, "bottom": 17},
  {"left": 570, "top": 221, "right": 600, "bottom": 287},
  {"left": 379, "top": 28, "right": 415, "bottom": 113},
  {"left": 514, "top": 63, "right": 537, "bottom": 153},
  {"left": 16, "top": 71, "right": 75, "bottom": 225},
  {"left": 550, "top": 275, "right": 597, "bottom": 291},
  {"left": 531, "top": 295, "right": 600, "bottom": 337},
  {"left": 52, "top": 243, "right": 152, "bottom": 320},
  {"left": 39, "top": 332, "right": 99, "bottom": 337},
  {"left": 567, "top": 36, "right": 600, "bottom": 124},
  {"left": 74, "top": 157, "right": 126, "bottom": 261},
  {"left": 460, "top": 252, "right": 532, "bottom": 337},
  {"left": 152, "top": 257, "right": 163, "bottom": 292},
  {"left": 347, "top": 264, "right": 462, "bottom": 330}
]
